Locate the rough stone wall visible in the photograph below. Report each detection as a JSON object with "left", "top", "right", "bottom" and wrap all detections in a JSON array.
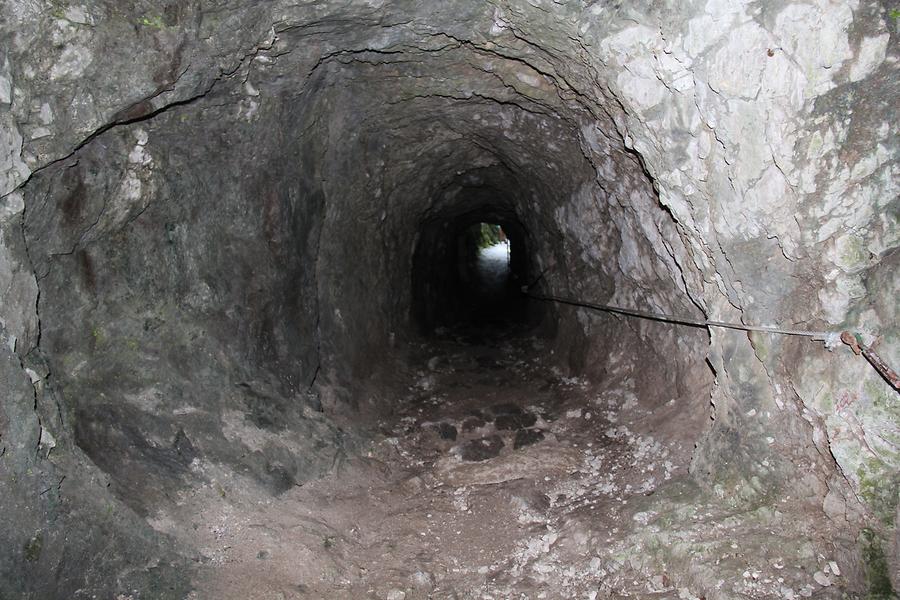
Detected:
[
  {"left": 22, "top": 93, "right": 344, "bottom": 509},
  {"left": 571, "top": 0, "right": 899, "bottom": 582},
  {"left": 0, "top": 0, "right": 897, "bottom": 595}
]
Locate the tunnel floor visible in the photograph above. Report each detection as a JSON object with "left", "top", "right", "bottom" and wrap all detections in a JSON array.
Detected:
[{"left": 147, "top": 328, "right": 847, "bottom": 599}]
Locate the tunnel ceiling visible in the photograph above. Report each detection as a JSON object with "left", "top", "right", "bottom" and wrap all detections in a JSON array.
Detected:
[{"left": 0, "top": 0, "right": 897, "bottom": 596}]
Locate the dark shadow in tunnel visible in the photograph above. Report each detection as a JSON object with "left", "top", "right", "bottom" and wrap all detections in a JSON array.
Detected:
[
  {"left": 412, "top": 199, "right": 543, "bottom": 341},
  {"left": 456, "top": 222, "right": 519, "bottom": 328}
]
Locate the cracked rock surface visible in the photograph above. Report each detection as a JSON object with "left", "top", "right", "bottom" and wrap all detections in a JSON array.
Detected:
[{"left": 0, "top": 0, "right": 897, "bottom": 598}]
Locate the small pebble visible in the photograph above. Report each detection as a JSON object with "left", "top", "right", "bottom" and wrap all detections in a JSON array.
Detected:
[{"left": 410, "top": 571, "right": 434, "bottom": 589}]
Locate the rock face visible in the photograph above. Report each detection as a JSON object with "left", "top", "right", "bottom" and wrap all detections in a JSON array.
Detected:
[{"left": 0, "top": 0, "right": 896, "bottom": 597}]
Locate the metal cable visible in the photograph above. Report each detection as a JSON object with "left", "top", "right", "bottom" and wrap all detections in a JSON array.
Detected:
[
  {"left": 522, "top": 290, "right": 898, "bottom": 392},
  {"left": 524, "top": 291, "right": 836, "bottom": 339}
]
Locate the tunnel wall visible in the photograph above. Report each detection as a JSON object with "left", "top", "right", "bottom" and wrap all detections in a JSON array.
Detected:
[
  {"left": 0, "top": 0, "right": 897, "bottom": 595},
  {"left": 21, "top": 95, "right": 344, "bottom": 506}
]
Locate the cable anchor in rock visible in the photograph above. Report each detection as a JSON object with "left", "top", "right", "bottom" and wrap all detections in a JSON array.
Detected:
[{"left": 840, "top": 331, "right": 899, "bottom": 391}]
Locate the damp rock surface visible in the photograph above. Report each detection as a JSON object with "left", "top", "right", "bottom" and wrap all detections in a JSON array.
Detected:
[
  {"left": 514, "top": 428, "right": 545, "bottom": 449},
  {"left": 459, "top": 435, "right": 506, "bottom": 462}
]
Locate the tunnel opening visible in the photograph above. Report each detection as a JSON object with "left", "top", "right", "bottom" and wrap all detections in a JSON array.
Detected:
[
  {"left": 411, "top": 202, "right": 540, "bottom": 339},
  {"left": 463, "top": 222, "right": 510, "bottom": 294}
]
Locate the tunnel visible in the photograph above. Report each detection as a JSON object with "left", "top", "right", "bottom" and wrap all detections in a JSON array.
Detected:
[
  {"left": 412, "top": 184, "right": 537, "bottom": 333},
  {"left": 0, "top": 1, "right": 898, "bottom": 598}
]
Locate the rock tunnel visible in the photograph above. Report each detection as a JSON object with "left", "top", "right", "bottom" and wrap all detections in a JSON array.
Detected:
[{"left": 0, "top": 1, "right": 897, "bottom": 598}]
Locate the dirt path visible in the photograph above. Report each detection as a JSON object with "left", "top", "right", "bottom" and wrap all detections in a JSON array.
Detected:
[
  {"left": 167, "top": 331, "right": 677, "bottom": 599},
  {"left": 167, "top": 331, "right": 849, "bottom": 599}
]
